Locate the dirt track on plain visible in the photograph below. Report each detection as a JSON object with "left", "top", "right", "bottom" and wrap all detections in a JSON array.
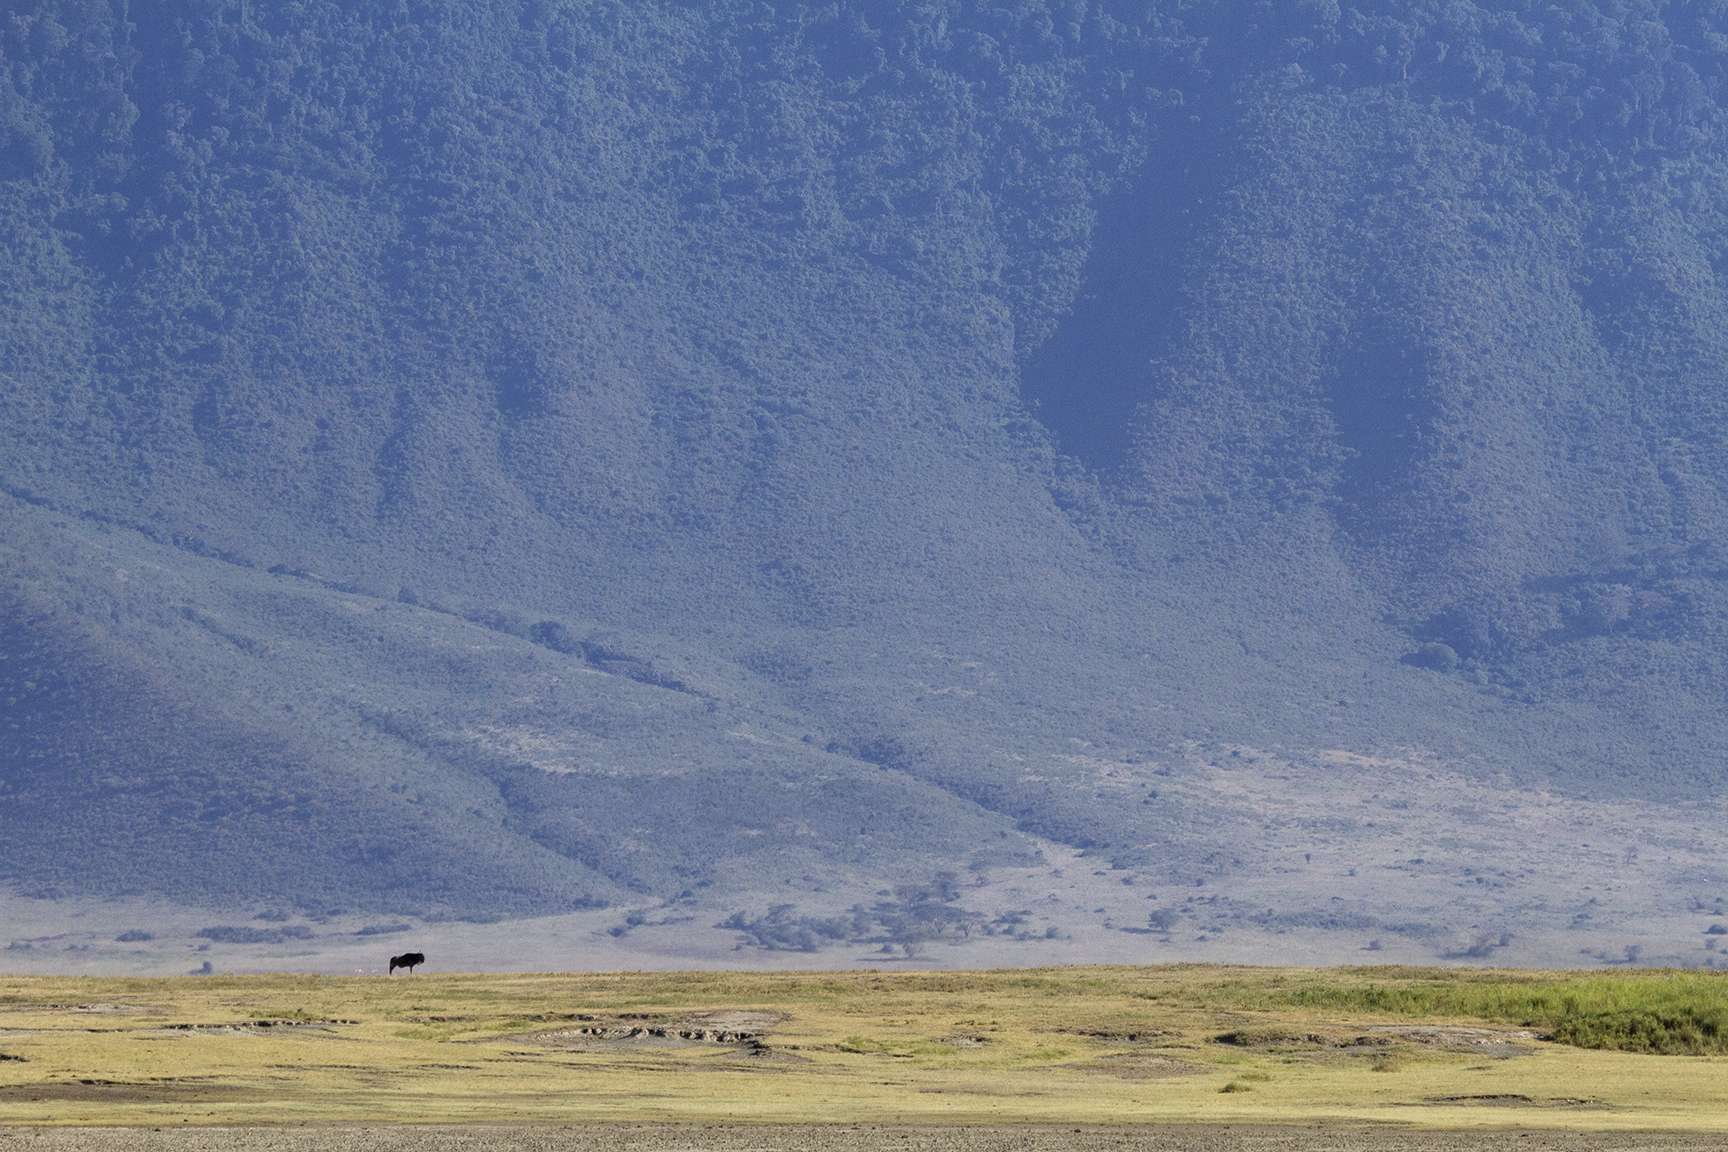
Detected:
[{"left": 0, "top": 1127, "right": 1723, "bottom": 1151}]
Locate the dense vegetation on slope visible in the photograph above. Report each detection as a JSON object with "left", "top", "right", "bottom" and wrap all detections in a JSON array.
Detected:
[{"left": 4, "top": 1, "right": 1728, "bottom": 916}]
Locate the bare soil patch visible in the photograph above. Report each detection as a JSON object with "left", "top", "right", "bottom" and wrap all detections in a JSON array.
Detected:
[
  {"left": 1424, "top": 1093, "right": 1610, "bottom": 1110},
  {"left": 0, "top": 1004, "right": 165, "bottom": 1015},
  {"left": 502, "top": 1009, "right": 785, "bottom": 1051},
  {"left": 1052, "top": 1028, "right": 1177, "bottom": 1043},
  {"left": 1069, "top": 1053, "right": 1206, "bottom": 1079},
  {"left": 1367, "top": 1025, "right": 1539, "bottom": 1058},
  {"left": 0, "top": 1126, "right": 1719, "bottom": 1151},
  {"left": 0, "top": 1080, "right": 248, "bottom": 1104},
  {"left": 1212, "top": 1024, "right": 1537, "bottom": 1058},
  {"left": 1213, "top": 1028, "right": 1344, "bottom": 1048}
]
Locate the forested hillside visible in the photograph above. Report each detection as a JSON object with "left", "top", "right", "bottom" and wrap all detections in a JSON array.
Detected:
[{"left": 4, "top": 1, "right": 1728, "bottom": 926}]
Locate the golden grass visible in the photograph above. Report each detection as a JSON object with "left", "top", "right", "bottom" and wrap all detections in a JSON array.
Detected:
[{"left": 0, "top": 965, "right": 1725, "bottom": 1129}]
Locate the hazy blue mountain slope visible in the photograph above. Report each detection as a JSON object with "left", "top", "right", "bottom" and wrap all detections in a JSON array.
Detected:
[
  {"left": 0, "top": 497, "right": 1047, "bottom": 912},
  {"left": 1109, "top": 83, "right": 1728, "bottom": 785},
  {"left": 3, "top": 1, "right": 1728, "bottom": 918},
  {"left": 0, "top": 504, "right": 623, "bottom": 914}
]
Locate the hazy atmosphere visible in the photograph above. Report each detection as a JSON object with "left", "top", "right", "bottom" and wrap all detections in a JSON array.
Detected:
[{"left": 4, "top": 0, "right": 1728, "bottom": 975}]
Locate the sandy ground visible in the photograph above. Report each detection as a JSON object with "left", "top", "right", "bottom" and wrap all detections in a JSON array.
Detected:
[{"left": 0, "top": 1128, "right": 1725, "bottom": 1152}]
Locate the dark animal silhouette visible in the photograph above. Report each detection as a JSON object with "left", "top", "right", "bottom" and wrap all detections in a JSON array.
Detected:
[{"left": 389, "top": 952, "right": 425, "bottom": 974}]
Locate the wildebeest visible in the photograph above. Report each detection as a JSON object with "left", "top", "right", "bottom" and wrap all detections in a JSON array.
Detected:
[{"left": 389, "top": 951, "right": 426, "bottom": 974}]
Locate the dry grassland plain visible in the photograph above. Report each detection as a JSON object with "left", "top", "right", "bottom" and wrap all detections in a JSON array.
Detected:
[{"left": 0, "top": 965, "right": 1725, "bottom": 1141}]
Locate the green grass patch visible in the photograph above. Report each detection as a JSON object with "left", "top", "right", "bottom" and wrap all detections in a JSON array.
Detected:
[
  {"left": 1197, "top": 968, "right": 1728, "bottom": 1055},
  {"left": 1547, "top": 1008, "right": 1728, "bottom": 1055}
]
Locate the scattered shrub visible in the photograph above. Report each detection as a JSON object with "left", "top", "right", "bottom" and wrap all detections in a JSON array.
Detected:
[
  {"left": 196, "top": 925, "right": 314, "bottom": 945},
  {"left": 1406, "top": 643, "right": 1459, "bottom": 672}
]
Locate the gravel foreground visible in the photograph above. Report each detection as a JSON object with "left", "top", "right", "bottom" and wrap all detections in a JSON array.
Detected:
[{"left": 0, "top": 1127, "right": 1722, "bottom": 1151}]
